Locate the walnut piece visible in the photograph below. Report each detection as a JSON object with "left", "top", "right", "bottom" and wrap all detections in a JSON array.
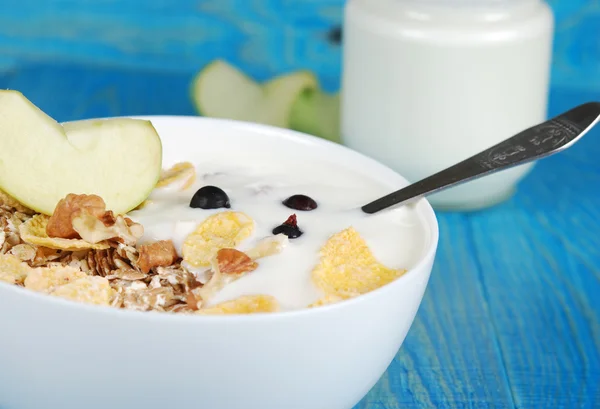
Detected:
[
  {"left": 197, "top": 249, "right": 259, "bottom": 304},
  {"left": 216, "top": 248, "right": 258, "bottom": 275},
  {"left": 137, "top": 240, "right": 179, "bottom": 274},
  {"left": 20, "top": 214, "right": 110, "bottom": 251},
  {"left": 45, "top": 193, "right": 143, "bottom": 246},
  {"left": 72, "top": 212, "right": 143, "bottom": 246},
  {"left": 46, "top": 194, "right": 107, "bottom": 239}
]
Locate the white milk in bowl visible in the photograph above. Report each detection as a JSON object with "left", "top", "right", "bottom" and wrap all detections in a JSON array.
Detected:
[{"left": 129, "top": 153, "right": 429, "bottom": 311}]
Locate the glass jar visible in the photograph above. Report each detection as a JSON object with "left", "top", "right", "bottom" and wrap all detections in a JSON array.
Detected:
[{"left": 341, "top": 0, "right": 554, "bottom": 210}]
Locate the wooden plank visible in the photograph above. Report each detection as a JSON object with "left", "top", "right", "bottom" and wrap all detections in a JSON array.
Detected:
[
  {"left": 1, "top": 0, "right": 600, "bottom": 90},
  {"left": 465, "top": 89, "right": 600, "bottom": 409},
  {"left": 0, "top": 62, "right": 196, "bottom": 121},
  {"left": 0, "top": 0, "right": 343, "bottom": 90}
]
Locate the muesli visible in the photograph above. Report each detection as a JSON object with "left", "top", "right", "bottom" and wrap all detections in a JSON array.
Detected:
[{"left": 0, "top": 162, "right": 407, "bottom": 315}]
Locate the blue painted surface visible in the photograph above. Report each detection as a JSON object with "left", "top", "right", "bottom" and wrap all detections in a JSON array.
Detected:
[
  {"left": 0, "top": 0, "right": 599, "bottom": 91},
  {"left": 0, "top": 0, "right": 599, "bottom": 408}
]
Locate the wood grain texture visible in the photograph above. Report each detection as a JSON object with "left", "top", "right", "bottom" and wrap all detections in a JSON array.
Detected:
[
  {"left": 1, "top": 0, "right": 600, "bottom": 91},
  {"left": 0, "top": 0, "right": 343, "bottom": 90},
  {"left": 1, "top": 62, "right": 597, "bottom": 408}
]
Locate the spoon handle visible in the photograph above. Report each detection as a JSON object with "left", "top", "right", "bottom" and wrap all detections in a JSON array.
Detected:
[{"left": 362, "top": 102, "right": 600, "bottom": 214}]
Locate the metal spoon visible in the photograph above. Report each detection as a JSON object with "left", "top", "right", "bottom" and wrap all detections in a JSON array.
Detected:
[{"left": 361, "top": 102, "right": 600, "bottom": 214}]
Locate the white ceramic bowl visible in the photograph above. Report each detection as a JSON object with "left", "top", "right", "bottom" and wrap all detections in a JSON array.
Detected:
[{"left": 0, "top": 117, "right": 439, "bottom": 409}]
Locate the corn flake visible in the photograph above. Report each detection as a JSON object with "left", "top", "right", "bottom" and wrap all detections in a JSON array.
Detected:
[
  {"left": 197, "top": 295, "right": 279, "bottom": 315},
  {"left": 182, "top": 211, "right": 254, "bottom": 267},
  {"left": 311, "top": 227, "right": 407, "bottom": 298},
  {"left": 156, "top": 162, "right": 196, "bottom": 190},
  {"left": 24, "top": 265, "right": 87, "bottom": 293},
  {"left": 0, "top": 254, "right": 32, "bottom": 285},
  {"left": 50, "top": 276, "right": 114, "bottom": 306},
  {"left": 19, "top": 214, "right": 110, "bottom": 251}
]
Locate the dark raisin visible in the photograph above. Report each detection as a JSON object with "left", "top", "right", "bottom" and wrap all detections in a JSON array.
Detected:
[
  {"left": 282, "top": 194, "right": 317, "bottom": 211},
  {"left": 272, "top": 214, "right": 303, "bottom": 239},
  {"left": 189, "top": 186, "right": 231, "bottom": 209}
]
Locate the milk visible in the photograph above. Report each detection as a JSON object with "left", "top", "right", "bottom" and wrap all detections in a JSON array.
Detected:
[
  {"left": 129, "top": 154, "right": 428, "bottom": 310},
  {"left": 341, "top": 0, "right": 554, "bottom": 210}
]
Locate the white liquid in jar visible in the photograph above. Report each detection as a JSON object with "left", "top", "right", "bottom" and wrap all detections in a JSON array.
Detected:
[
  {"left": 342, "top": 0, "right": 554, "bottom": 210},
  {"left": 128, "top": 155, "right": 428, "bottom": 311}
]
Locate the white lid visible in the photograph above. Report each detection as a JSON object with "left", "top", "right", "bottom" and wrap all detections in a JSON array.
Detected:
[
  {"left": 395, "top": 0, "right": 533, "bottom": 4},
  {"left": 349, "top": 0, "right": 544, "bottom": 20}
]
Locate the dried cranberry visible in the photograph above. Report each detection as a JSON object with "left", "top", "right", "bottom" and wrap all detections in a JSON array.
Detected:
[{"left": 272, "top": 214, "right": 303, "bottom": 239}]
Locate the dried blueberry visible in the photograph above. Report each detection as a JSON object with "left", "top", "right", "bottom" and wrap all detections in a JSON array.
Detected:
[
  {"left": 282, "top": 194, "right": 317, "bottom": 211},
  {"left": 190, "top": 186, "right": 231, "bottom": 209},
  {"left": 272, "top": 214, "right": 303, "bottom": 239}
]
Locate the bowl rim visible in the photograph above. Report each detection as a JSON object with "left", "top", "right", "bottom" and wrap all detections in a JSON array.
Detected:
[{"left": 0, "top": 115, "right": 439, "bottom": 321}]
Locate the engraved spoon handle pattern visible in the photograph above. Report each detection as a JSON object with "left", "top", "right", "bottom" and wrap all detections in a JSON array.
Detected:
[{"left": 362, "top": 102, "right": 600, "bottom": 214}]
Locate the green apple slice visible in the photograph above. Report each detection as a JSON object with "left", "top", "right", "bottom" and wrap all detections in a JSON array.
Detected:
[
  {"left": 191, "top": 60, "right": 318, "bottom": 128},
  {"left": 0, "top": 91, "right": 162, "bottom": 215},
  {"left": 289, "top": 88, "right": 341, "bottom": 143}
]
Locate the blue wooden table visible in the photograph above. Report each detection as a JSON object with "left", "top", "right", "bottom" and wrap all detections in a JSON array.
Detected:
[
  {"left": 4, "top": 61, "right": 598, "bottom": 409},
  {"left": 1, "top": 1, "right": 599, "bottom": 408}
]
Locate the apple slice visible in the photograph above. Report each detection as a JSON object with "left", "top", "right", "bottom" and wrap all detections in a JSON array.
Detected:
[
  {"left": 0, "top": 91, "right": 162, "bottom": 215},
  {"left": 191, "top": 60, "right": 318, "bottom": 128},
  {"left": 289, "top": 88, "right": 341, "bottom": 143}
]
